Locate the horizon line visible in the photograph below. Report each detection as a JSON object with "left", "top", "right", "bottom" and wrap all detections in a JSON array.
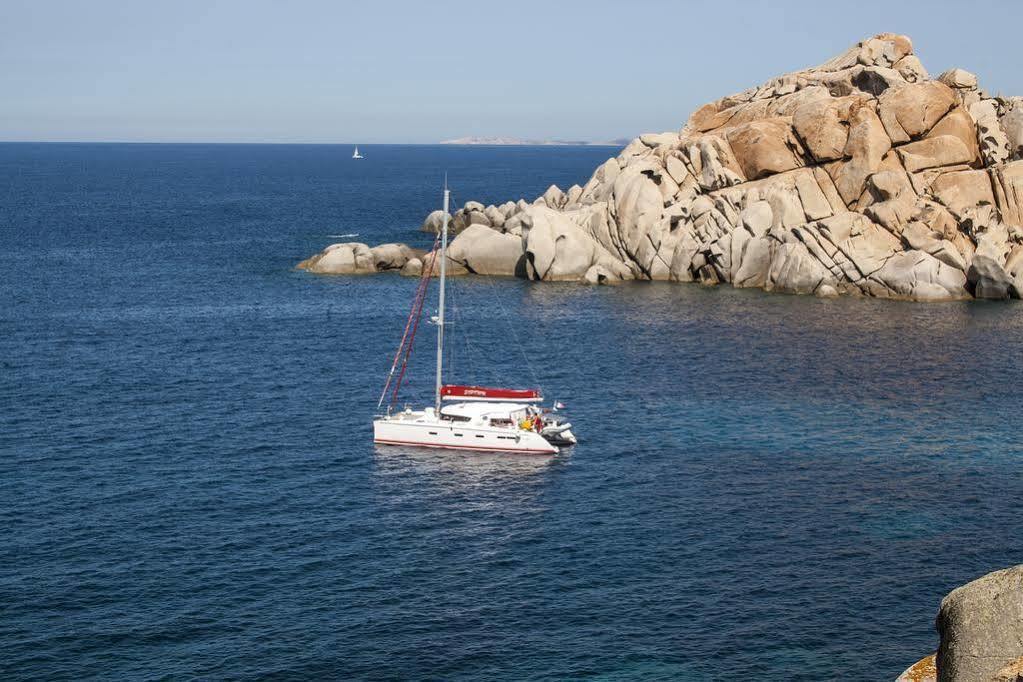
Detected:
[{"left": 0, "top": 139, "right": 628, "bottom": 147}]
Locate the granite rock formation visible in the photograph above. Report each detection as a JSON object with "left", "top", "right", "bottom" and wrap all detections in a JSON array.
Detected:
[{"left": 303, "top": 34, "right": 1023, "bottom": 301}]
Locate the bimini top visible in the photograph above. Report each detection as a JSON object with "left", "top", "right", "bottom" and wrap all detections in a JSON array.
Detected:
[{"left": 440, "top": 385, "right": 542, "bottom": 403}]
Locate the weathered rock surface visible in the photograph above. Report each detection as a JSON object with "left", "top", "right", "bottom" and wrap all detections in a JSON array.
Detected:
[
  {"left": 297, "top": 242, "right": 377, "bottom": 274},
  {"left": 304, "top": 34, "right": 1023, "bottom": 302},
  {"left": 445, "top": 224, "right": 525, "bottom": 276},
  {"left": 936, "top": 565, "right": 1023, "bottom": 682},
  {"left": 897, "top": 654, "right": 936, "bottom": 682}
]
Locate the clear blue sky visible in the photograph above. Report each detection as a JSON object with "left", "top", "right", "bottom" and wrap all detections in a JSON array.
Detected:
[{"left": 2, "top": 0, "right": 1021, "bottom": 143}]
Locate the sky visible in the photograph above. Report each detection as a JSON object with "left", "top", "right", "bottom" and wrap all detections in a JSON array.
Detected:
[{"left": 2, "top": 0, "right": 1022, "bottom": 143}]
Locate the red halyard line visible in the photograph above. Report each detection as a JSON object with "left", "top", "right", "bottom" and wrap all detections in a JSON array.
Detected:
[{"left": 373, "top": 438, "right": 556, "bottom": 454}]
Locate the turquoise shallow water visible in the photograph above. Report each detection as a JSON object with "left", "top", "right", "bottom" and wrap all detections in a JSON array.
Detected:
[{"left": 3, "top": 143, "right": 1023, "bottom": 680}]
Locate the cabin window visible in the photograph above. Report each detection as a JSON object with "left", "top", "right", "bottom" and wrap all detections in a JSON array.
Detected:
[
  {"left": 454, "top": 433, "right": 463, "bottom": 437},
  {"left": 475, "top": 435, "right": 485, "bottom": 438},
  {"left": 428, "top": 431, "right": 438, "bottom": 435}
]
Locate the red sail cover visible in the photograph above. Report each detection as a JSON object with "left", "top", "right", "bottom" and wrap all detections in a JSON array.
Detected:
[{"left": 440, "top": 385, "right": 542, "bottom": 402}]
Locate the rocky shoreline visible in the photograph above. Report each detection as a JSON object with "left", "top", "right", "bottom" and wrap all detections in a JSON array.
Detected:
[{"left": 300, "top": 33, "right": 1023, "bottom": 302}]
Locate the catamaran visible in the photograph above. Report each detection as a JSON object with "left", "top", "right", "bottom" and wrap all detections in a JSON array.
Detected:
[
  {"left": 352, "top": 146, "right": 363, "bottom": 159},
  {"left": 372, "top": 186, "right": 576, "bottom": 455}
]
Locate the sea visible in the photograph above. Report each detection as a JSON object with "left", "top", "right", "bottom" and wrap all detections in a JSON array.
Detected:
[{"left": 3, "top": 142, "right": 1023, "bottom": 681}]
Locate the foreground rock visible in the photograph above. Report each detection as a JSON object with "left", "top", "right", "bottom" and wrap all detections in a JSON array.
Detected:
[
  {"left": 936, "top": 565, "right": 1023, "bottom": 681},
  {"left": 305, "top": 34, "right": 1023, "bottom": 301},
  {"left": 899, "top": 565, "right": 1023, "bottom": 681}
]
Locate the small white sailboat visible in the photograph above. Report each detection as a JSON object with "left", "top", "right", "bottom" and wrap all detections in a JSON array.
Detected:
[
  {"left": 373, "top": 185, "right": 576, "bottom": 455},
  {"left": 352, "top": 146, "right": 363, "bottom": 159}
]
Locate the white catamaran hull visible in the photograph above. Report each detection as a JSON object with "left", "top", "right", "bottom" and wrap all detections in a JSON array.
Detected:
[{"left": 374, "top": 415, "right": 558, "bottom": 454}]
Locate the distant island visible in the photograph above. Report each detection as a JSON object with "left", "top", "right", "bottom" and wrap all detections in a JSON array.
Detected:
[{"left": 440, "top": 136, "right": 630, "bottom": 146}]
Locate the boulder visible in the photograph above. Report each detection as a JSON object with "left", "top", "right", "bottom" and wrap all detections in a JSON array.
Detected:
[
  {"left": 901, "top": 222, "right": 967, "bottom": 270},
  {"left": 723, "top": 117, "right": 806, "bottom": 180},
  {"left": 878, "top": 81, "right": 956, "bottom": 143},
  {"left": 612, "top": 168, "right": 665, "bottom": 272},
  {"left": 937, "top": 565, "right": 1023, "bottom": 681},
  {"left": 827, "top": 102, "right": 892, "bottom": 205},
  {"left": 370, "top": 243, "right": 416, "bottom": 270},
  {"left": 465, "top": 210, "right": 491, "bottom": 228},
  {"left": 421, "top": 209, "right": 447, "bottom": 233},
  {"left": 894, "top": 55, "right": 929, "bottom": 83},
  {"left": 399, "top": 257, "right": 422, "bottom": 277},
  {"left": 930, "top": 170, "right": 995, "bottom": 217},
  {"left": 897, "top": 135, "right": 976, "bottom": 173},
  {"left": 938, "top": 68, "right": 978, "bottom": 90},
  {"left": 967, "top": 255, "right": 1015, "bottom": 299},
  {"left": 971, "top": 99, "right": 1011, "bottom": 166},
  {"left": 640, "top": 131, "right": 681, "bottom": 148},
  {"left": 541, "top": 184, "right": 566, "bottom": 209},
  {"left": 417, "top": 251, "right": 469, "bottom": 277},
  {"left": 483, "top": 204, "right": 506, "bottom": 229},
  {"left": 297, "top": 242, "right": 376, "bottom": 274},
  {"left": 445, "top": 224, "right": 525, "bottom": 276},
  {"left": 765, "top": 241, "right": 833, "bottom": 295},
  {"left": 991, "top": 161, "right": 1023, "bottom": 227},
  {"left": 1002, "top": 106, "right": 1023, "bottom": 158},
  {"left": 686, "top": 135, "right": 745, "bottom": 190},
  {"left": 872, "top": 249, "right": 969, "bottom": 300},
  {"left": 792, "top": 95, "right": 866, "bottom": 163},
  {"left": 927, "top": 107, "right": 981, "bottom": 163}
]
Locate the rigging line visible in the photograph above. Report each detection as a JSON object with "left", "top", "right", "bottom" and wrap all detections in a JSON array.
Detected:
[
  {"left": 390, "top": 244, "right": 441, "bottom": 408},
  {"left": 479, "top": 272, "right": 543, "bottom": 391},
  {"left": 377, "top": 231, "right": 440, "bottom": 409},
  {"left": 456, "top": 293, "right": 477, "bottom": 384},
  {"left": 377, "top": 262, "right": 429, "bottom": 408},
  {"left": 452, "top": 286, "right": 479, "bottom": 386}
]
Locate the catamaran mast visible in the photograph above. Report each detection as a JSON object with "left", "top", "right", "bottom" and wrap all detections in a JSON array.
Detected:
[{"left": 435, "top": 187, "right": 449, "bottom": 413}]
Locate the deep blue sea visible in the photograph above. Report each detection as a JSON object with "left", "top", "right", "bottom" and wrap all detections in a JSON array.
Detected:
[{"left": 3, "top": 143, "right": 1023, "bottom": 681}]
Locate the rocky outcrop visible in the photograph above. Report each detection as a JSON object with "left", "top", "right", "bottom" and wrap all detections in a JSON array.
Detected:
[
  {"left": 304, "top": 34, "right": 1023, "bottom": 302},
  {"left": 418, "top": 34, "right": 1023, "bottom": 301}
]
